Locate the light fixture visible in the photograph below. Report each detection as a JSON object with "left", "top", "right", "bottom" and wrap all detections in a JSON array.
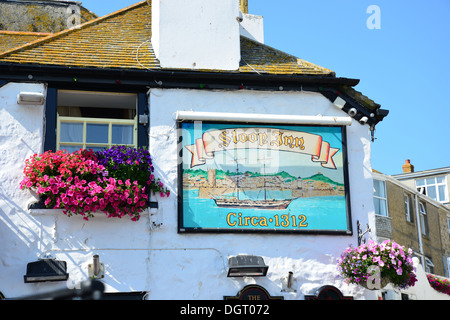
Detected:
[
  {"left": 348, "top": 108, "right": 357, "bottom": 117},
  {"left": 88, "top": 255, "right": 104, "bottom": 279},
  {"left": 359, "top": 116, "right": 368, "bottom": 125},
  {"left": 227, "top": 255, "right": 268, "bottom": 277},
  {"left": 17, "top": 92, "right": 45, "bottom": 105},
  {"left": 24, "top": 259, "right": 69, "bottom": 283}
]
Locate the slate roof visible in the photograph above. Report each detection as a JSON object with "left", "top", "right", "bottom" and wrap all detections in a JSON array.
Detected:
[
  {"left": 0, "top": 1, "right": 333, "bottom": 76},
  {"left": 0, "top": 1, "right": 387, "bottom": 124},
  {"left": 0, "top": 31, "right": 52, "bottom": 53}
]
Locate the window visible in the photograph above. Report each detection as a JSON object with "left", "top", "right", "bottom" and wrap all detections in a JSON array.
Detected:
[
  {"left": 425, "top": 257, "right": 434, "bottom": 274},
  {"left": 447, "top": 256, "right": 450, "bottom": 278},
  {"left": 56, "top": 90, "right": 138, "bottom": 152},
  {"left": 404, "top": 193, "right": 414, "bottom": 223},
  {"left": 447, "top": 216, "right": 450, "bottom": 234},
  {"left": 419, "top": 201, "right": 429, "bottom": 236},
  {"left": 416, "top": 176, "right": 448, "bottom": 203},
  {"left": 373, "top": 179, "right": 388, "bottom": 216}
]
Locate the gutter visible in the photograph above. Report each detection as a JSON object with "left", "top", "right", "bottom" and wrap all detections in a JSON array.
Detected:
[
  {"left": 0, "top": 63, "right": 360, "bottom": 88},
  {"left": 0, "top": 63, "right": 388, "bottom": 126}
]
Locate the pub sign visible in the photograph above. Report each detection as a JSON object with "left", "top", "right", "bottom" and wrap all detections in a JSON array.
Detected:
[{"left": 178, "top": 121, "right": 352, "bottom": 234}]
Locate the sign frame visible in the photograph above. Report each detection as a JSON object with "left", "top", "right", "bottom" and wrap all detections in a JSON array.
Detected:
[{"left": 177, "top": 120, "right": 353, "bottom": 235}]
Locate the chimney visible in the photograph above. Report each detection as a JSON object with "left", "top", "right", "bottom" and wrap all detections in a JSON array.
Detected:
[
  {"left": 240, "top": 0, "right": 248, "bottom": 14},
  {"left": 151, "top": 0, "right": 240, "bottom": 71},
  {"left": 402, "top": 159, "right": 414, "bottom": 173},
  {"left": 238, "top": 0, "right": 264, "bottom": 43}
]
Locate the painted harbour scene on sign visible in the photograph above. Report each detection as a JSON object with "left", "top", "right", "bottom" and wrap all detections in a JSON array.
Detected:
[{"left": 179, "top": 122, "right": 351, "bottom": 233}]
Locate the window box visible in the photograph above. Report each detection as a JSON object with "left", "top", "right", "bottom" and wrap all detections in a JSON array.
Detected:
[{"left": 21, "top": 146, "right": 169, "bottom": 221}]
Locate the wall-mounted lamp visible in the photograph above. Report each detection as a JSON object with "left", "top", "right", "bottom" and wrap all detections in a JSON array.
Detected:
[
  {"left": 347, "top": 108, "right": 357, "bottom": 117},
  {"left": 88, "top": 255, "right": 104, "bottom": 279},
  {"left": 359, "top": 116, "right": 368, "bottom": 125},
  {"left": 227, "top": 255, "right": 268, "bottom": 277},
  {"left": 24, "top": 259, "right": 69, "bottom": 283},
  {"left": 17, "top": 92, "right": 45, "bottom": 105}
]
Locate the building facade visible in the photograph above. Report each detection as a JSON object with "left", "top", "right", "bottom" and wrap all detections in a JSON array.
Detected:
[
  {"left": 373, "top": 171, "right": 450, "bottom": 278},
  {"left": 6, "top": 0, "right": 440, "bottom": 301},
  {"left": 393, "top": 160, "right": 450, "bottom": 209}
]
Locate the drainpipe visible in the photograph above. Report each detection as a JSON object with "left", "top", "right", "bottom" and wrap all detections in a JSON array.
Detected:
[{"left": 414, "top": 194, "right": 425, "bottom": 266}]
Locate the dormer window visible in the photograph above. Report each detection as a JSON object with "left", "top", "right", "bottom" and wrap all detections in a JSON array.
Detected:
[{"left": 415, "top": 176, "right": 448, "bottom": 203}]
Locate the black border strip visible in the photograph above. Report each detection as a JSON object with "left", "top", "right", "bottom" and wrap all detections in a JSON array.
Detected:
[{"left": 177, "top": 120, "right": 353, "bottom": 235}]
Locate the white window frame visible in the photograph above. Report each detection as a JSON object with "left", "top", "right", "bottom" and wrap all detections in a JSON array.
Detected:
[
  {"left": 447, "top": 256, "right": 450, "bottom": 278},
  {"left": 416, "top": 176, "right": 448, "bottom": 203},
  {"left": 419, "top": 201, "right": 429, "bottom": 236},
  {"left": 447, "top": 216, "right": 450, "bottom": 234},
  {"left": 57, "top": 115, "right": 137, "bottom": 152},
  {"left": 404, "top": 193, "right": 413, "bottom": 222},
  {"left": 425, "top": 257, "right": 434, "bottom": 273},
  {"left": 373, "top": 179, "right": 388, "bottom": 216}
]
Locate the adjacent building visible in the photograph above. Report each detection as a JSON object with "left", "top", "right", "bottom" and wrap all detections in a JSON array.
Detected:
[
  {"left": 372, "top": 159, "right": 450, "bottom": 299},
  {"left": 373, "top": 170, "right": 450, "bottom": 277},
  {"left": 393, "top": 160, "right": 450, "bottom": 209}
]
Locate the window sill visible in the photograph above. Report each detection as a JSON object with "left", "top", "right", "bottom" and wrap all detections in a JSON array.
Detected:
[
  {"left": 28, "top": 201, "right": 158, "bottom": 218},
  {"left": 29, "top": 208, "right": 150, "bottom": 218},
  {"left": 375, "top": 214, "right": 392, "bottom": 219}
]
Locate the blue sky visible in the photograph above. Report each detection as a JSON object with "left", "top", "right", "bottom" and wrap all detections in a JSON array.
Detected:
[{"left": 81, "top": 0, "right": 450, "bottom": 175}]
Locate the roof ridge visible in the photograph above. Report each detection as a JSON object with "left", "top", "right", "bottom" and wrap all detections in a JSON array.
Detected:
[
  {"left": 0, "top": 31, "right": 53, "bottom": 36},
  {"left": 0, "top": 1, "right": 148, "bottom": 59}
]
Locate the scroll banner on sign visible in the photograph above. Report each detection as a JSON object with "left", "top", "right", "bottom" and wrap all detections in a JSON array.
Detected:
[{"left": 185, "top": 127, "right": 340, "bottom": 169}]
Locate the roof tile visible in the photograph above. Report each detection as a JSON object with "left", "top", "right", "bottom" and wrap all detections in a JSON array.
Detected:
[
  {"left": 0, "top": 31, "right": 52, "bottom": 53},
  {"left": 0, "top": 1, "right": 333, "bottom": 76}
]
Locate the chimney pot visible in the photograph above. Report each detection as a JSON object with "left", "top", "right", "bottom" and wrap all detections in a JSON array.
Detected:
[
  {"left": 402, "top": 159, "right": 414, "bottom": 173},
  {"left": 240, "top": 0, "right": 248, "bottom": 14}
]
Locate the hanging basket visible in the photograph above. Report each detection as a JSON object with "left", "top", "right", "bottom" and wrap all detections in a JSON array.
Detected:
[{"left": 337, "top": 240, "right": 418, "bottom": 291}]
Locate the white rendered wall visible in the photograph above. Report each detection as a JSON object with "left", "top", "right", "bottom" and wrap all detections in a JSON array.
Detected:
[
  {"left": 0, "top": 83, "right": 382, "bottom": 300},
  {"left": 0, "top": 83, "right": 153, "bottom": 298},
  {"left": 148, "top": 88, "right": 378, "bottom": 300},
  {"left": 151, "top": 0, "right": 241, "bottom": 70},
  {"left": 0, "top": 82, "right": 47, "bottom": 297}
]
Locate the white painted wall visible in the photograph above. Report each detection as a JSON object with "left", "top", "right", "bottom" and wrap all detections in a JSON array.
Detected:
[
  {"left": 151, "top": 0, "right": 241, "bottom": 71},
  {"left": 0, "top": 83, "right": 153, "bottom": 298},
  {"left": 147, "top": 88, "right": 377, "bottom": 300},
  {"left": 6, "top": 83, "right": 443, "bottom": 300},
  {"left": 0, "top": 82, "right": 47, "bottom": 297}
]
